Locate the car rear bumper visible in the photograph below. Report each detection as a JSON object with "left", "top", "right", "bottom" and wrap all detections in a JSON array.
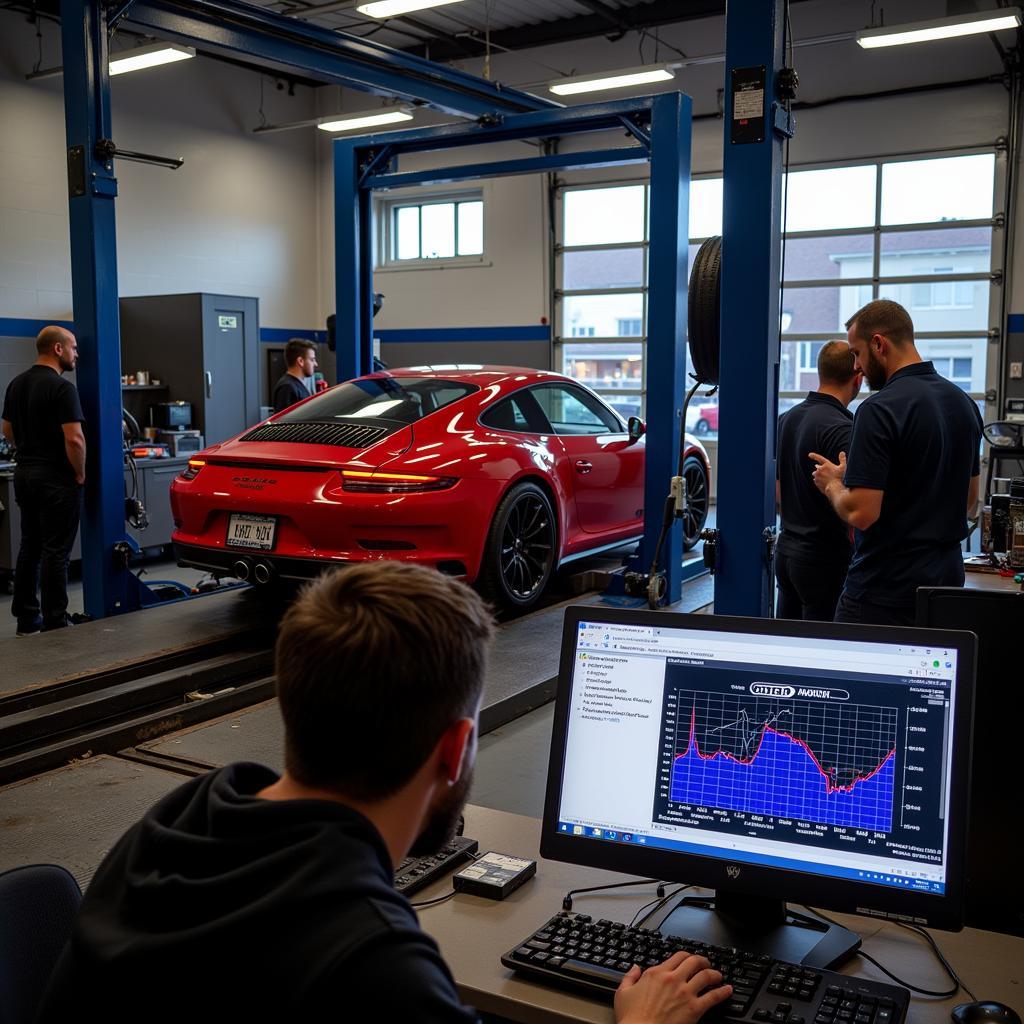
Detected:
[{"left": 173, "top": 542, "right": 470, "bottom": 582}]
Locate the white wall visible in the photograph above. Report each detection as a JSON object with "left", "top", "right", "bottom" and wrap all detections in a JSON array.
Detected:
[{"left": 0, "top": 11, "right": 320, "bottom": 329}]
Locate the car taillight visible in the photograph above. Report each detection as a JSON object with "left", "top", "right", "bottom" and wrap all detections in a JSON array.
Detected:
[
  {"left": 341, "top": 469, "right": 457, "bottom": 494},
  {"left": 180, "top": 458, "right": 206, "bottom": 481}
]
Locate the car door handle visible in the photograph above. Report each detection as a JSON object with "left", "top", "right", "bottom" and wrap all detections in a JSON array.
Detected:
[
  {"left": 574, "top": 460, "right": 593, "bottom": 474},
  {"left": 205, "top": 371, "right": 213, "bottom": 398}
]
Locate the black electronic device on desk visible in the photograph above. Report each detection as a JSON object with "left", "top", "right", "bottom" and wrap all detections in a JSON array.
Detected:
[
  {"left": 394, "top": 835, "right": 479, "bottom": 897},
  {"left": 502, "top": 607, "right": 978, "bottom": 1022}
]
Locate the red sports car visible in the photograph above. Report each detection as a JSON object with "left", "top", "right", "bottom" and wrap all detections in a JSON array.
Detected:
[{"left": 170, "top": 367, "right": 710, "bottom": 609}]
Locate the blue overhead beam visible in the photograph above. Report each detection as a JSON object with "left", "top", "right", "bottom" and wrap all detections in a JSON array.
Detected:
[
  {"left": 713, "top": 0, "right": 790, "bottom": 616},
  {"left": 365, "top": 147, "right": 647, "bottom": 190},
  {"left": 123, "top": 0, "right": 557, "bottom": 119}
]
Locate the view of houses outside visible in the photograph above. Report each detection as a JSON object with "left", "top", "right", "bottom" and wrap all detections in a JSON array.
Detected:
[{"left": 558, "top": 153, "right": 997, "bottom": 433}]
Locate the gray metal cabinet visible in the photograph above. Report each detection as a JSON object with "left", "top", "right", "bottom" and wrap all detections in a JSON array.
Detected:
[{"left": 119, "top": 293, "right": 260, "bottom": 446}]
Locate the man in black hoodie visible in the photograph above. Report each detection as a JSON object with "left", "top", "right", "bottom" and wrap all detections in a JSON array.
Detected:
[{"left": 38, "top": 562, "right": 732, "bottom": 1024}]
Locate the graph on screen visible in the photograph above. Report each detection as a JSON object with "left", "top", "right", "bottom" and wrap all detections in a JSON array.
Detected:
[{"left": 666, "top": 690, "right": 898, "bottom": 832}]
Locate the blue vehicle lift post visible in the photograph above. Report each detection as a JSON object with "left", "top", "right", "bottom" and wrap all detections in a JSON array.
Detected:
[
  {"left": 333, "top": 92, "right": 692, "bottom": 602},
  {"left": 713, "top": 0, "right": 791, "bottom": 617}
]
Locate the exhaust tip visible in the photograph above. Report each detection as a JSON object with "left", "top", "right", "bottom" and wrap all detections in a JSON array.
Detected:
[
  {"left": 233, "top": 559, "right": 251, "bottom": 581},
  {"left": 253, "top": 562, "right": 272, "bottom": 585}
]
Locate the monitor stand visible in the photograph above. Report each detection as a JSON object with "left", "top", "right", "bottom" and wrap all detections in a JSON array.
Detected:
[{"left": 651, "top": 890, "right": 861, "bottom": 969}]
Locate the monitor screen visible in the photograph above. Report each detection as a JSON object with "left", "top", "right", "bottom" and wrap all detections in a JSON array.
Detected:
[{"left": 541, "top": 608, "right": 975, "bottom": 949}]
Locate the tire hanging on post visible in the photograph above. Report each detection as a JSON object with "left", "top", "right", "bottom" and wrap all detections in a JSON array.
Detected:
[{"left": 688, "top": 235, "right": 722, "bottom": 386}]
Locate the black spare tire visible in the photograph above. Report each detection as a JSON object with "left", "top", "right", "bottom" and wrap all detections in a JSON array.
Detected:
[{"left": 688, "top": 234, "right": 721, "bottom": 386}]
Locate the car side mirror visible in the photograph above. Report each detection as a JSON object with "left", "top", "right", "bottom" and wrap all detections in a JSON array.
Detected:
[{"left": 627, "top": 416, "right": 646, "bottom": 444}]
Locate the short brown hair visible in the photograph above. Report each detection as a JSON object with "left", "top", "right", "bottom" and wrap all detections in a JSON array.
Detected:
[
  {"left": 817, "top": 340, "right": 857, "bottom": 386},
  {"left": 275, "top": 562, "right": 495, "bottom": 800},
  {"left": 284, "top": 338, "right": 316, "bottom": 367},
  {"left": 36, "top": 325, "right": 70, "bottom": 355},
  {"left": 845, "top": 299, "right": 914, "bottom": 346}
]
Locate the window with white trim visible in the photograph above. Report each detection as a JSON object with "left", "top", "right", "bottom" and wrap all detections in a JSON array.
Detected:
[
  {"left": 380, "top": 193, "right": 484, "bottom": 265},
  {"left": 558, "top": 152, "right": 999, "bottom": 434}
]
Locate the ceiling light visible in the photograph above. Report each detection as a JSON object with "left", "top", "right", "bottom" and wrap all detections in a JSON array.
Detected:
[
  {"left": 856, "top": 8, "right": 1020, "bottom": 48},
  {"left": 317, "top": 110, "right": 414, "bottom": 133},
  {"left": 549, "top": 65, "right": 675, "bottom": 97},
  {"left": 357, "top": 0, "right": 466, "bottom": 17},
  {"left": 108, "top": 42, "right": 195, "bottom": 76}
]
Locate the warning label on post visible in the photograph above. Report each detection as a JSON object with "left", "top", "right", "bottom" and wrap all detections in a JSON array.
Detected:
[{"left": 734, "top": 87, "right": 764, "bottom": 120}]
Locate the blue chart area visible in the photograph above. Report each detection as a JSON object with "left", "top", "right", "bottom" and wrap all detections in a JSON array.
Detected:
[{"left": 669, "top": 696, "right": 897, "bottom": 832}]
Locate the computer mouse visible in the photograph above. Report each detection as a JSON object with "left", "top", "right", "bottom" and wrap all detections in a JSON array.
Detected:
[{"left": 951, "top": 1001, "right": 1022, "bottom": 1024}]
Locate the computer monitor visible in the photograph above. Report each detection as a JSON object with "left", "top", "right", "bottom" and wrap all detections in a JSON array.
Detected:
[
  {"left": 541, "top": 607, "right": 976, "bottom": 969},
  {"left": 917, "top": 586, "right": 1024, "bottom": 937}
]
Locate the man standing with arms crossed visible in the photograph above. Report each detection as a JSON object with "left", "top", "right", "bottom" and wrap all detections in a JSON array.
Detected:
[
  {"left": 810, "top": 300, "right": 982, "bottom": 626},
  {"left": 1, "top": 326, "right": 86, "bottom": 635},
  {"left": 776, "top": 341, "right": 862, "bottom": 621}
]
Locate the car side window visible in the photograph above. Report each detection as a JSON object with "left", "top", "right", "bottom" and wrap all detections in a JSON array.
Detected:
[
  {"left": 479, "top": 393, "right": 545, "bottom": 433},
  {"left": 530, "top": 385, "right": 622, "bottom": 436}
]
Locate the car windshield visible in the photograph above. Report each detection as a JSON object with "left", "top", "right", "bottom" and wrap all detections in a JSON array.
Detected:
[{"left": 276, "top": 377, "right": 478, "bottom": 427}]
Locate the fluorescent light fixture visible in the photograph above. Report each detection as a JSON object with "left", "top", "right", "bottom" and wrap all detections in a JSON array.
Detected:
[
  {"left": 549, "top": 65, "right": 674, "bottom": 96},
  {"left": 108, "top": 42, "right": 195, "bottom": 76},
  {"left": 856, "top": 7, "right": 1020, "bottom": 48},
  {"left": 317, "top": 110, "right": 414, "bottom": 133},
  {"left": 357, "top": 0, "right": 465, "bottom": 17}
]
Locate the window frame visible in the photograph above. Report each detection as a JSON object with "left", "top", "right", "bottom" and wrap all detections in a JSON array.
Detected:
[
  {"left": 530, "top": 382, "right": 626, "bottom": 436},
  {"left": 554, "top": 147, "right": 1003, "bottom": 424},
  {"left": 377, "top": 189, "right": 486, "bottom": 270}
]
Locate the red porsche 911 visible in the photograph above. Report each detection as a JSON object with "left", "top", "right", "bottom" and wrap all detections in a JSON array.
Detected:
[{"left": 170, "top": 366, "right": 710, "bottom": 610}]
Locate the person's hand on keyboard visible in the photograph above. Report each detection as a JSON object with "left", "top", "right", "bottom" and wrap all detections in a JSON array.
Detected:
[{"left": 613, "top": 950, "right": 733, "bottom": 1024}]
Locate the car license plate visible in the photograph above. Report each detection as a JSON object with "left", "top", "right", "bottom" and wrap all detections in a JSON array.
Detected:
[{"left": 226, "top": 514, "right": 277, "bottom": 551}]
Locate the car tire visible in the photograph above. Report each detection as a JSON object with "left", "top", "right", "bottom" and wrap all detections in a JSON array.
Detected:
[
  {"left": 681, "top": 455, "right": 709, "bottom": 551},
  {"left": 695, "top": 418, "right": 710, "bottom": 436},
  {"left": 477, "top": 481, "right": 556, "bottom": 612}
]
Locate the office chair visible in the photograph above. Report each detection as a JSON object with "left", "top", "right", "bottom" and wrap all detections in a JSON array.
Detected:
[{"left": 0, "top": 864, "right": 81, "bottom": 1024}]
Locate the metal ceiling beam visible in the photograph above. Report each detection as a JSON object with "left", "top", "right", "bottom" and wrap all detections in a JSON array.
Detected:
[
  {"left": 121, "top": 0, "right": 558, "bottom": 117},
  {"left": 405, "top": 0, "right": 813, "bottom": 61}
]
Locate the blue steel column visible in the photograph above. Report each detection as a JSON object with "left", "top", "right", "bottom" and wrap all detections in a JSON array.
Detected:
[
  {"left": 643, "top": 91, "right": 691, "bottom": 604},
  {"left": 61, "top": 0, "right": 133, "bottom": 618},
  {"left": 713, "top": 0, "right": 787, "bottom": 617},
  {"left": 334, "top": 138, "right": 374, "bottom": 382}
]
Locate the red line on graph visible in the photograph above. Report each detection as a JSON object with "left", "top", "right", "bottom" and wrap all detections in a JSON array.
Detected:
[{"left": 673, "top": 705, "right": 895, "bottom": 796}]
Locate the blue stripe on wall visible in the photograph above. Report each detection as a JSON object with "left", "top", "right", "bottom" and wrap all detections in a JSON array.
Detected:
[
  {"left": 259, "top": 327, "right": 326, "bottom": 344},
  {"left": 1, "top": 319, "right": 547, "bottom": 346},
  {"left": 376, "top": 325, "right": 551, "bottom": 343},
  {"left": 1008, "top": 314, "right": 1024, "bottom": 333},
  {"left": 0, "top": 317, "right": 74, "bottom": 337}
]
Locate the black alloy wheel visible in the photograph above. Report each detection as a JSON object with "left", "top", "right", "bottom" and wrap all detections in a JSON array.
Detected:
[
  {"left": 681, "top": 455, "right": 709, "bottom": 550},
  {"left": 479, "top": 481, "right": 556, "bottom": 610}
]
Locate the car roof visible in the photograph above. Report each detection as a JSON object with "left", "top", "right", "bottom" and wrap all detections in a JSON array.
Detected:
[{"left": 359, "top": 366, "right": 574, "bottom": 387}]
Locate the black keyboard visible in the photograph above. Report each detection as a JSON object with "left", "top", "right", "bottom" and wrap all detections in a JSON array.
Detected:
[
  {"left": 502, "top": 911, "right": 910, "bottom": 1024},
  {"left": 394, "top": 836, "right": 479, "bottom": 896}
]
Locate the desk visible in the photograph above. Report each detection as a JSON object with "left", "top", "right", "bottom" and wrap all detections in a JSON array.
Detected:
[
  {"left": 963, "top": 570, "right": 1022, "bottom": 594},
  {"left": 422, "top": 806, "right": 1024, "bottom": 1024}
]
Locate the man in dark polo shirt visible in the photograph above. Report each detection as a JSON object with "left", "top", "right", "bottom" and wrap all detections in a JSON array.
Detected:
[
  {"left": 776, "top": 341, "right": 862, "bottom": 621},
  {"left": 811, "top": 299, "right": 982, "bottom": 626},
  {"left": 1, "top": 326, "right": 86, "bottom": 635},
  {"left": 38, "top": 563, "right": 731, "bottom": 1024},
  {"left": 272, "top": 337, "right": 318, "bottom": 413}
]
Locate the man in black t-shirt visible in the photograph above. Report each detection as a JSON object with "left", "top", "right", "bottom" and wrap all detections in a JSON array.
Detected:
[
  {"left": 272, "top": 337, "right": 318, "bottom": 413},
  {"left": 39, "top": 563, "right": 732, "bottom": 1024},
  {"left": 1, "top": 326, "right": 86, "bottom": 635},
  {"left": 811, "top": 300, "right": 982, "bottom": 626},
  {"left": 776, "top": 341, "right": 862, "bottom": 621}
]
